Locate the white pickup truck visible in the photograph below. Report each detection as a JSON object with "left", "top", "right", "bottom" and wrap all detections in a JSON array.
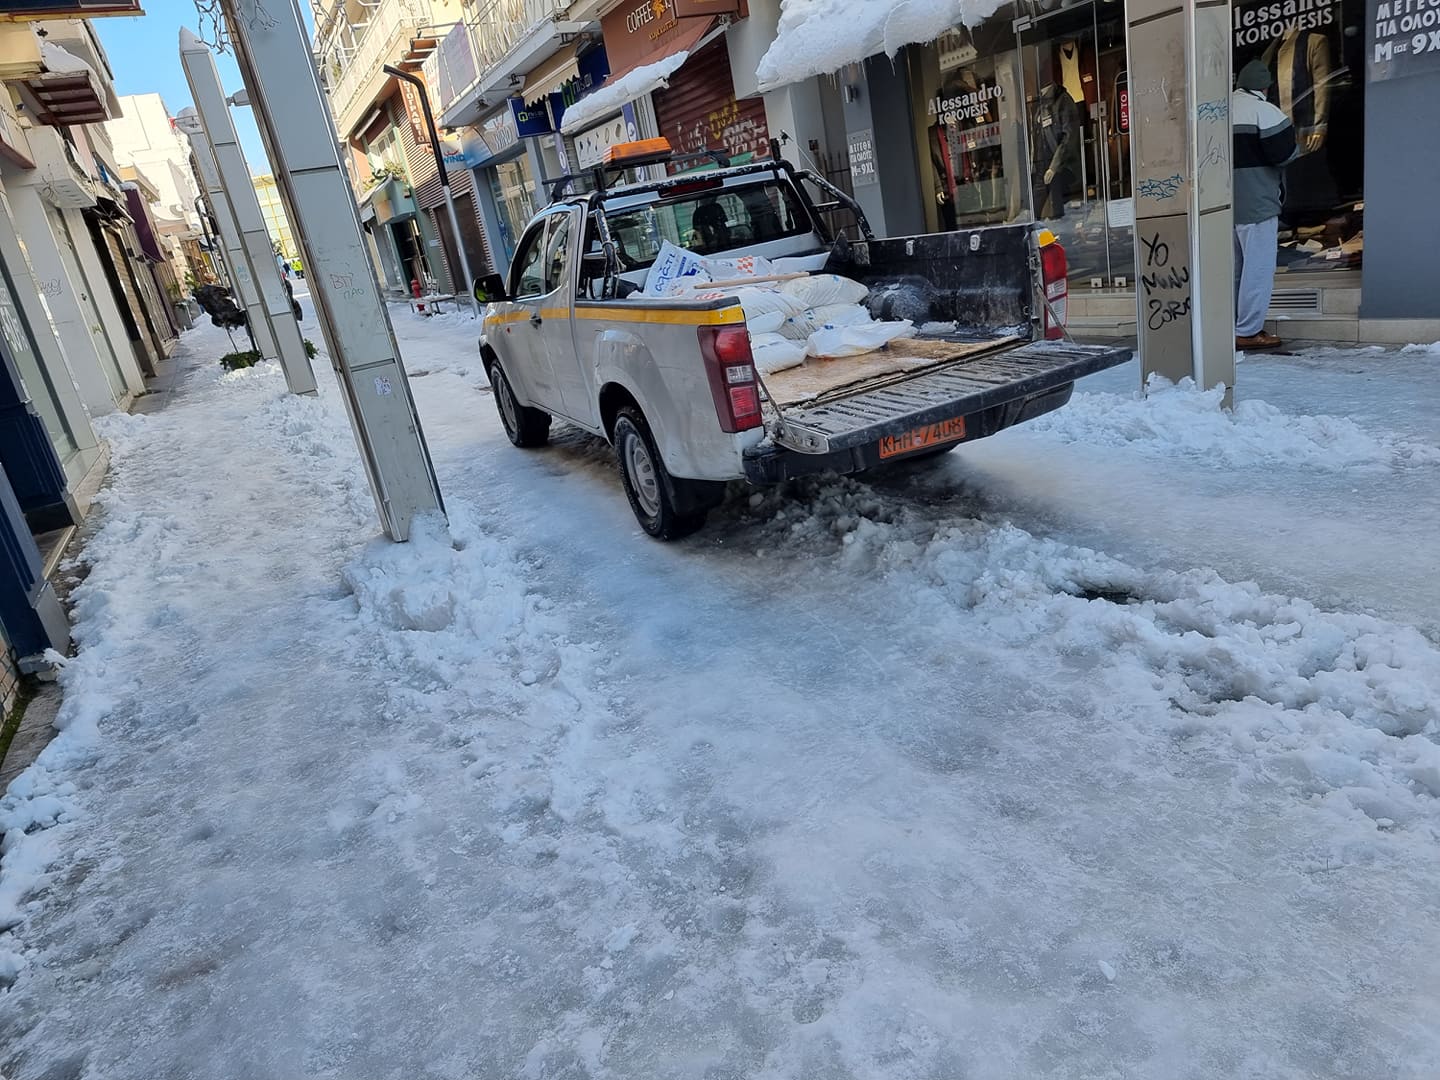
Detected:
[{"left": 478, "top": 146, "right": 1130, "bottom": 539}]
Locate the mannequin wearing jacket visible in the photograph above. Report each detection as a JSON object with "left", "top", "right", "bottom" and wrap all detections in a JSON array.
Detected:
[
  {"left": 1033, "top": 82, "right": 1080, "bottom": 219},
  {"left": 1263, "top": 28, "right": 1332, "bottom": 155}
]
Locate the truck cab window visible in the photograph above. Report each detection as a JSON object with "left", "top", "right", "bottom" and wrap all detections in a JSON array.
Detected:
[
  {"left": 510, "top": 221, "right": 548, "bottom": 299},
  {"left": 544, "top": 214, "right": 572, "bottom": 294}
]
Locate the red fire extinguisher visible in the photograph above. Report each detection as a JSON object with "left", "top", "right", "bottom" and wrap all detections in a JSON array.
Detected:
[{"left": 411, "top": 276, "right": 425, "bottom": 313}]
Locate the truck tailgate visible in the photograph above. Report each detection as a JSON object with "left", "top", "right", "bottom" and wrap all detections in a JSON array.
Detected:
[{"left": 770, "top": 340, "right": 1132, "bottom": 454}]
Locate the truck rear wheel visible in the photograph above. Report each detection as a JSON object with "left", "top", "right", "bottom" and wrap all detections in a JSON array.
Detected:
[
  {"left": 613, "top": 405, "right": 707, "bottom": 541},
  {"left": 489, "top": 361, "right": 550, "bottom": 448}
]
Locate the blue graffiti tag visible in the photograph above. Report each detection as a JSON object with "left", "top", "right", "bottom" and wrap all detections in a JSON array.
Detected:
[
  {"left": 1196, "top": 100, "right": 1229, "bottom": 122},
  {"left": 1139, "top": 174, "right": 1184, "bottom": 200}
]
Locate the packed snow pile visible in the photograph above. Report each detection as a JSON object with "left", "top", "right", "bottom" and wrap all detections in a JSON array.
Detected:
[
  {"left": 734, "top": 475, "right": 1440, "bottom": 838},
  {"left": 756, "top": 0, "right": 1011, "bottom": 90},
  {"left": 1024, "top": 374, "right": 1440, "bottom": 470},
  {"left": 1399, "top": 341, "right": 1440, "bottom": 356},
  {"left": 559, "top": 52, "right": 688, "bottom": 134}
]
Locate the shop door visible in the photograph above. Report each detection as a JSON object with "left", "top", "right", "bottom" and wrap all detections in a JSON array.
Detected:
[
  {"left": 88, "top": 214, "right": 157, "bottom": 377},
  {"left": 652, "top": 38, "right": 770, "bottom": 166},
  {"left": 1016, "top": 0, "right": 1134, "bottom": 287}
]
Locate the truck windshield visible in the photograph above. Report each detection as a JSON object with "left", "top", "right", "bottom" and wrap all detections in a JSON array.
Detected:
[{"left": 602, "top": 181, "right": 811, "bottom": 266}]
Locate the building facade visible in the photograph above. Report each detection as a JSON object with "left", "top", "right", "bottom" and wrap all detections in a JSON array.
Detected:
[
  {"left": 253, "top": 173, "right": 297, "bottom": 261},
  {"left": 312, "top": 0, "right": 493, "bottom": 296},
  {"left": 0, "top": 11, "right": 176, "bottom": 694},
  {"left": 104, "top": 91, "right": 204, "bottom": 286},
  {"left": 412, "top": 0, "right": 1431, "bottom": 342}
]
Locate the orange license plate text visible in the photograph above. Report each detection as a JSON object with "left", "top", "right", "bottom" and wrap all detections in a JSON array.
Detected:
[{"left": 877, "top": 416, "right": 967, "bottom": 459}]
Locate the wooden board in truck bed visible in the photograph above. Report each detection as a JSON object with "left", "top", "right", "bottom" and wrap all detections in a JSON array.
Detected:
[{"left": 761, "top": 335, "right": 1025, "bottom": 408}]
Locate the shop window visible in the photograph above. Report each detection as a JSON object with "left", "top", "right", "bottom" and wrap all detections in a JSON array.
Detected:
[
  {"left": 1234, "top": 0, "right": 1365, "bottom": 273},
  {"left": 907, "top": 23, "right": 1027, "bottom": 234}
]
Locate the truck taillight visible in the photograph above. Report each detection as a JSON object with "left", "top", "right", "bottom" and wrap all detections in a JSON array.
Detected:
[
  {"left": 699, "top": 325, "right": 762, "bottom": 432},
  {"left": 1038, "top": 233, "right": 1068, "bottom": 341}
]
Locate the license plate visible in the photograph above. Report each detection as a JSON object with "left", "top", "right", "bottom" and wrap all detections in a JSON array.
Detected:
[{"left": 877, "top": 416, "right": 967, "bottom": 459}]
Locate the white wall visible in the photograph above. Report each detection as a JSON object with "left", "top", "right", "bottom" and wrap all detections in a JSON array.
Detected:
[{"left": 105, "top": 94, "right": 201, "bottom": 225}]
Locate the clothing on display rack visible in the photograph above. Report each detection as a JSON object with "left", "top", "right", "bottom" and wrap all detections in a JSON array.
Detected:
[
  {"left": 1264, "top": 28, "right": 1332, "bottom": 155},
  {"left": 1056, "top": 38, "right": 1098, "bottom": 107}
]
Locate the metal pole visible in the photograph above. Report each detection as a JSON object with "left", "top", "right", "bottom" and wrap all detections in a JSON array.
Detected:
[
  {"left": 194, "top": 195, "right": 230, "bottom": 288},
  {"left": 384, "top": 64, "right": 475, "bottom": 306},
  {"left": 176, "top": 110, "right": 276, "bottom": 359},
  {"left": 1126, "top": 0, "right": 1235, "bottom": 403},
  {"left": 218, "top": 0, "right": 444, "bottom": 541},
  {"left": 180, "top": 29, "right": 317, "bottom": 396}
]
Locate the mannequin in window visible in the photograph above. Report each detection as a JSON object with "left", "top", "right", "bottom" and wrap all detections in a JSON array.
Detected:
[
  {"left": 1263, "top": 27, "right": 1332, "bottom": 155},
  {"left": 692, "top": 195, "right": 730, "bottom": 252},
  {"left": 1034, "top": 76, "right": 1080, "bottom": 220}
]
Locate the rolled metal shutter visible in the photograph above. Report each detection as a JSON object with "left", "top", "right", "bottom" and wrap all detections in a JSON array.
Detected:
[{"left": 651, "top": 38, "right": 770, "bottom": 170}]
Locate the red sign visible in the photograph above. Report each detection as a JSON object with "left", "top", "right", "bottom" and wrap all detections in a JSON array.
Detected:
[{"left": 1118, "top": 89, "right": 1130, "bottom": 133}]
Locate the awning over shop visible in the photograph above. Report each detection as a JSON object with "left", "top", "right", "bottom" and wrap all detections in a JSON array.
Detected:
[
  {"left": 520, "top": 42, "right": 582, "bottom": 105},
  {"left": 754, "top": 0, "right": 1007, "bottom": 92},
  {"left": 122, "top": 186, "right": 166, "bottom": 262},
  {"left": 559, "top": 18, "right": 713, "bottom": 135}
]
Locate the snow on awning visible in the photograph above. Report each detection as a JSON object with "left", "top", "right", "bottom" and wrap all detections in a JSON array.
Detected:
[
  {"left": 755, "top": 0, "right": 1009, "bottom": 92},
  {"left": 559, "top": 50, "right": 689, "bottom": 136},
  {"left": 15, "top": 41, "right": 110, "bottom": 126}
]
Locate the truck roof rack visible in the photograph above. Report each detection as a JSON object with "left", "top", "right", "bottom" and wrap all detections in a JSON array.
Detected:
[{"left": 547, "top": 147, "right": 734, "bottom": 203}]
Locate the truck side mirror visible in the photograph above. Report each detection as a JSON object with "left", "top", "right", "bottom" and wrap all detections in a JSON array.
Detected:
[{"left": 474, "top": 273, "right": 508, "bottom": 304}]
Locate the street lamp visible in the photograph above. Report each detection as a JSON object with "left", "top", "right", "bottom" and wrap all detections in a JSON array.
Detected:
[{"left": 383, "top": 64, "right": 475, "bottom": 307}]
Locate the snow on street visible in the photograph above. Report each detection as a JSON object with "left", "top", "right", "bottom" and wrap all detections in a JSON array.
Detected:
[{"left": 2, "top": 306, "right": 1438, "bottom": 1079}]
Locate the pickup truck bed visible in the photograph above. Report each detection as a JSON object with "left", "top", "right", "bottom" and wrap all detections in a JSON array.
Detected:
[
  {"left": 762, "top": 334, "right": 1027, "bottom": 407},
  {"left": 748, "top": 338, "right": 1131, "bottom": 479}
]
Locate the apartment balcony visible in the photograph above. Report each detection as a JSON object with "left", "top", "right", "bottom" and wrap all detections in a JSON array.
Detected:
[
  {"left": 435, "top": 0, "right": 583, "bottom": 127},
  {"left": 22, "top": 128, "right": 99, "bottom": 209},
  {"left": 326, "top": 0, "right": 440, "bottom": 139}
]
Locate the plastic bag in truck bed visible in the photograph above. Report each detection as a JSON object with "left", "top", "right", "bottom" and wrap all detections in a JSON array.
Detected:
[
  {"left": 643, "top": 240, "right": 711, "bottom": 296},
  {"left": 779, "top": 302, "right": 875, "bottom": 339},
  {"left": 806, "top": 319, "right": 914, "bottom": 358},
  {"left": 749, "top": 332, "right": 807, "bottom": 376},
  {"left": 692, "top": 284, "right": 805, "bottom": 336},
  {"left": 780, "top": 273, "right": 869, "bottom": 308}
]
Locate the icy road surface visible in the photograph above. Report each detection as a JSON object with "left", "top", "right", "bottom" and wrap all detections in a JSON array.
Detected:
[{"left": 2, "top": 310, "right": 1439, "bottom": 1079}]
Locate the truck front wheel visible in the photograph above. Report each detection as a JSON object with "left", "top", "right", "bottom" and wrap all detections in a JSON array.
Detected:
[
  {"left": 489, "top": 361, "right": 550, "bottom": 448},
  {"left": 613, "top": 405, "right": 708, "bottom": 541}
]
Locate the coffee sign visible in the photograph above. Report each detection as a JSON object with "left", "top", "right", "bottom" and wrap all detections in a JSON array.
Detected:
[{"left": 600, "top": 0, "right": 738, "bottom": 77}]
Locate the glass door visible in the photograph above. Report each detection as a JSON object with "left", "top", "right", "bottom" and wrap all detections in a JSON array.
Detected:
[{"left": 1016, "top": 0, "right": 1133, "bottom": 287}]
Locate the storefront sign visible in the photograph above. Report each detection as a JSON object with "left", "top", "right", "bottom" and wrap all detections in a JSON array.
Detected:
[
  {"left": 928, "top": 83, "right": 1003, "bottom": 125},
  {"left": 439, "top": 134, "right": 467, "bottom": 169},
  {"left": 510, "top": 97, "right": 554, "bottom": 137},
  {"left": 1118, "top": 87, "right": 1129, "bottom": 132},
  {"left": 936, "top": 29, "right": 978, "bottom": 71},
  {"left": 424, "top": 22, "right": 479, "bottom": 115},
  {"left": 848, "top": 128, "right": 878, "bottom": 187},
  {"left": 575, "top": 103, "right": 640, "bottom": 168},
  {"left": 1232, "top": 0, "right": 1340, "bottom": 47},
  {"left": 399, "top": 77, "right": 429, "bottom": 142},
  {"left": 1369, "top": 0, "right": 1440, "bottom": 81},
  {"left": 480, "top": 108, "right": 520, "bottom": 158},
  {"left": 601, "top": 0, "right": 736, "bottom": 77}
]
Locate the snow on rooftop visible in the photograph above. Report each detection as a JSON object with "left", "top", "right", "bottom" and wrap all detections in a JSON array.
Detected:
[
  {"left": 559, "top": 52, "right": 689, "bottom": 136},
  {"left": 756, "top": 0, "right": 1009, "bottom": 91}
]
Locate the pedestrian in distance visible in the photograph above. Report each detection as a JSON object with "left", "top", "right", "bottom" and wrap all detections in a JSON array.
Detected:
[{"left": 1231, "top": 59, "right": 1298, "bottom": 351}]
